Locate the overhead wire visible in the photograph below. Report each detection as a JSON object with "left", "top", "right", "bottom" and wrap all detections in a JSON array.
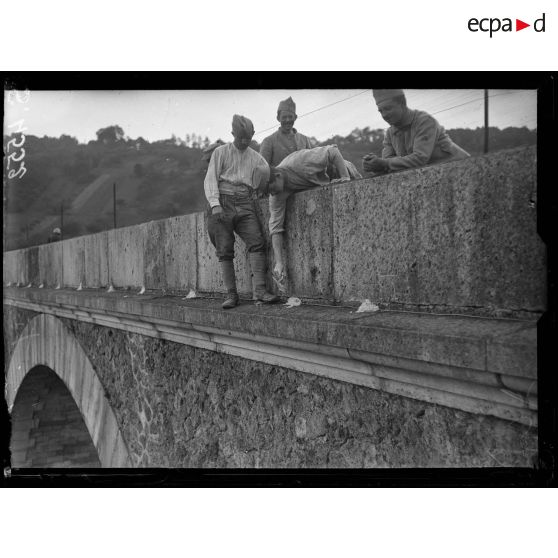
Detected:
[
  {"left": 252, "top": 89, "right": 533, "bottom": 141},
  {"left": 430, "top": 90, "right": 526, "bottom": 117},
  {"left": 253, "top": 89, "right": 371, "bottom": 136}
]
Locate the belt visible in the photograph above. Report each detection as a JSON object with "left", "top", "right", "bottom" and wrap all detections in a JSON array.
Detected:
[{"left": 218, "top": 181, "right": 253, "bottom": 197}]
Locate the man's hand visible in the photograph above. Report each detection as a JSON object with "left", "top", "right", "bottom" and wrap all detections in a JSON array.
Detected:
[
  {"left": 273, "top": 262, "right": 285, "bottom": 280},
  {"left": 272, "top": 262, "right": 287, "bottom": 295},
  {"left": 362, "top": 155, "right": 389, "bottom": 173},
  {"left": 212, "top": 206, "right": 223, "bottom": 215}
]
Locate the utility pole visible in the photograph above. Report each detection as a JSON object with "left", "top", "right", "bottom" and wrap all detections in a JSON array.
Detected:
[
  {"left": 484, "top": 89, "right": 489, "bottom": 154},
  {"left": 60, "top": 202, "right": 64, "bottom": 240},
  {"left": 113, "top": 182, "right": 117, "bottom": 229}
]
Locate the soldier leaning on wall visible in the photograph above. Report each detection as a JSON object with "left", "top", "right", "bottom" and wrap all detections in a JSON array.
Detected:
[
  {"left": 264, "top": 144, "right": 362, "bottom": 292},
  {"left": 203, "top": 114, "right": 280, "bottom": 309},
  {"left": 363, "top": 89, "right": 470, "bottom": 175}
]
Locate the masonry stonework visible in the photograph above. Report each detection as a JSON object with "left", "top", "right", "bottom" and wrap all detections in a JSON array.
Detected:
[{"left": 60, "top": 318, "right": 536, "bottom": 468}]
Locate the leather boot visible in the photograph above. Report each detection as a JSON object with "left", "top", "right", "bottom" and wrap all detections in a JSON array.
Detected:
[
  {"left": 249, "top": 252, "right": 280, "bottom": 303},
  {"left": 220, "top": 260, "right": 239, "bottom": 309}
]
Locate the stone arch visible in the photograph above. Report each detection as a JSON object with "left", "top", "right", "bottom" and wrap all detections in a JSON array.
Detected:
[
  {"left": 6, "top": 313, "right": 131, "bottom": 467},
  {"left": 11, "top": 365, "right": 102, "bottom": 467}
]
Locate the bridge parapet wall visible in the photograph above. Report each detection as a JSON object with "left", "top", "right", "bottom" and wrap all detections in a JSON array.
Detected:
[{"left": 3, "top": 146, "right": 544, "bottom": 318}]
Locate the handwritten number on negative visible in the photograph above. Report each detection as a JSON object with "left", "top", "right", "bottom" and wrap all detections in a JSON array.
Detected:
[
  {"left": 6, "top": 90, "right": 30, "bottom": 105},
  {"left": 8, "top": 162, "right": 27, "bottom": 179},
  {"left": 7, "top": 119, "right": 28, "bottom": 134},
  {"left": 7, "top": 148, "right": 26, "bottom": 167},
  {"left": 7, "top": 134, "right": 25, "bottom": 150}
]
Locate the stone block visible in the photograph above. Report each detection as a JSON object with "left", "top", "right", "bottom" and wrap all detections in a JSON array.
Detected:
[
  {"left": 283, "top": 186, "right": 334, "bottom": 301},
  {"left": 407, "top": 164, "right": 477, "bottom": 306},
  {"left": 319, "top": 311, "right": 530, "bottom": 372},
  {"left": 83, "top": 231, "right": 109, "bottom": 288},
  {"left": 164, "top": 214, "right": 198, "bottom": 292},
  {"left": 25, "top": 247, "right": 40, "bottom": 286},
  {"left": 107, "top": 225, "right": 145, "bottom": 288},
  {"left": 38, "top": 242, "right": 63, "bottom": 288},
  {"left": 15, "top": 249, "right": 28, "bottom": 285},
  {"left": 67, "top": 350, "right": 85, "bottom": 403},
  {"left": 4, "top": 250, "right": 19, "bottom": 285},
  {"left": 464, "top": 148, "right": 545, "bottom": 312},
  {"left": 333, "top": 173, "right": 413, "bottom": 304},
  {"left": 3, "top": 250, "right": 17, "bottom": 284},
  {"left": 143, "top": 219, "right": 168, "bottom": 290},
  {"left": 62, "top": 237, "right": 85, "bottom": 288},
  {"left": 487, "top": 324, "right": 537, "bottom": 379}
]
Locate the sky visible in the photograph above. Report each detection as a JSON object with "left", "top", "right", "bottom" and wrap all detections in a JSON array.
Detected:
[{"left": 4, "top": 89, "right": 537, "bottom": 144}]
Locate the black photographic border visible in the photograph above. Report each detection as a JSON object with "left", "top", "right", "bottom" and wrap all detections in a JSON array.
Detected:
[{"left": 2, "top": 71, "right": 556, "bottom": 487}]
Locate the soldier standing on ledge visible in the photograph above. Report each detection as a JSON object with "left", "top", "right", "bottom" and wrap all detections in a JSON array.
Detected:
[
  {"left": 259, "top": 96, "right": 313, "bottom": 166},
  {"left": 363, "top": 89, "right": 470, "bottom": 174},
  {"left": 204, "top": 114, "right": 279, "bottom": 309}
]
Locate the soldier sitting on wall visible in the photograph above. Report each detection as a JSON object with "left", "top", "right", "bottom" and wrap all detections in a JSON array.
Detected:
[
  {"left": 264, "top": 144, "right": 362, "bottom": 291},
  {"left": 363, "top": 89, "right": 470, "bottom": 175}
]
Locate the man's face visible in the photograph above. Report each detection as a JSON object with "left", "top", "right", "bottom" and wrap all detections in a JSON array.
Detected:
[
  {"left": 278, "top": 111, "right": 296, "bottom": 132},
  {"left": 326, "top": 162, "right": 339, "bottom": 179},
  {"left": 377, "top": 100, "right": 405, "bottom": 126},
  {"left": 269, "top": 171, "right": 285, "bottom": 195},
  {"left": 232, "top": 130, "right": 254, "bottom": 151}
]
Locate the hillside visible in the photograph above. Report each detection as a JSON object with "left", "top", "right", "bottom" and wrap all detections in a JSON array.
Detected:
[
  {"left": 4, "top": 125, "right": 536, "bottom": 251},
  {"left": 5, "top": 134, "right": 209, "bottom": 249}
]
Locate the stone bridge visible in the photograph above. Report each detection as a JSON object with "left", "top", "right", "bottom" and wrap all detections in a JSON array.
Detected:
[{"left": 3, "top": 146, "right": 544, "bottom": 468}]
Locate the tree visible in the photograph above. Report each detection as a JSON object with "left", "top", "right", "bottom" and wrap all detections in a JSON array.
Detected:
[
  {"left": 96, "top": 125, "right": 125, "bottom": 144},
  {"left": 59, "top": 134, "right": 78, "bottom": 147}
]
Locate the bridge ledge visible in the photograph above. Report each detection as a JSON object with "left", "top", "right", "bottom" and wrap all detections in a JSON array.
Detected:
[{"left": 4, "top": 286, "right": 537, "bottom": 426}]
